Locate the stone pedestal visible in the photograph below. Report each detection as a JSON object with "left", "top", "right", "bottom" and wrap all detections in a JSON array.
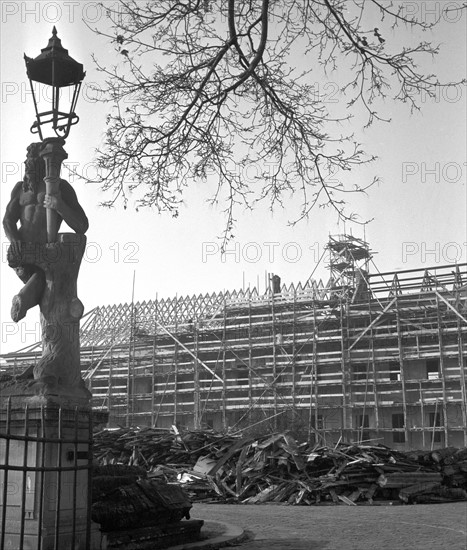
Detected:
[{"left": 0, "top": 399, "right": 97, "bottom": 550}]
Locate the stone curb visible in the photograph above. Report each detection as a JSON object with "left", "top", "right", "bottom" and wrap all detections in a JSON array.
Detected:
[{"left": 166, "top": 520, "right": 246, "bottom": 549}]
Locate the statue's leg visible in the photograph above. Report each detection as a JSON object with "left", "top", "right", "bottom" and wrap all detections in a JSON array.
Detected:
[{"left": 11, "top": 266, "right": 46, "bottom": 322}]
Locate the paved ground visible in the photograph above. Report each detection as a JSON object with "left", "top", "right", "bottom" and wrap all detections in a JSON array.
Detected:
[{"left": 191, "top": 502, "right": 467, "bottom": 550}]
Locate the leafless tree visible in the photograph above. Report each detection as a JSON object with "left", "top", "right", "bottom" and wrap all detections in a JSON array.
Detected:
[{"left": 89, "top": 0, "right": 465, "bottom": 245}]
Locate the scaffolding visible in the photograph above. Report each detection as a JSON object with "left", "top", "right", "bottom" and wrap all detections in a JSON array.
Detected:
[{"left": 1, "top": 236, "right": 466, "bottom": 450}]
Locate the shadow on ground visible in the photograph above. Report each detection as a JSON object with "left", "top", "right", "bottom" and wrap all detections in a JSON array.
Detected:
[{"left": 235, "top": 531, "right": 330, "bottom": 549}]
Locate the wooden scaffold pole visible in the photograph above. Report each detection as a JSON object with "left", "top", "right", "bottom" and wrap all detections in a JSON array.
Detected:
[
  {"left": 248, "top": 293, "right": 254, "bottom": 425},
  {"left": 126, "top": 272, "right": 136, "bottom": 427},
  {"left": 108, "top": 343, "right": 113, "bottom": 422},
  {"left": 435, "top": 292, "right": 449, "bottom": 446},
  {"left": 457, "top": 316, "right": 467, "bottom": 446},
  {"left": 308, "top": 297, "right": 318, "bottom": 442},
  {"left": 291, "top": 286, "right": 297, "bottom": 432},
  {"left": 151, "top": 296, "right": 158, "bottom": 426},
  {"left": 174, "top": 296, "right": 179, "bottom": 427},
  {"left": 339, "top": 297, "right": 349, "bottom": 441},
  {"left": 222, "top": 295, "right": 227, "bottom": 429},
  {"left": 419, "top": 381, "right": 426, "bottom": 448},
  {"left": 395, "top": 296, "right": 410, "bottom": 445},
  {"left": 271, "top": 278, "right": 278, "bottom": 431},
  {"left": 368, "top": 295, "right": 380, "bottom": 437},
  {"left": 193, "top": 320, "right": 201, "bottom": 429}
]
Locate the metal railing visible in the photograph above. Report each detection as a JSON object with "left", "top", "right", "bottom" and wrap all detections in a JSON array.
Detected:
[{"left": 0, "top": 399, "right": 93, "bottom": 550}]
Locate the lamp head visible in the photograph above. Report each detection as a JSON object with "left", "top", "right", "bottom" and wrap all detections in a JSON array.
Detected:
[{"left": 24, "top": 27, "right": 85, "bottom": 140}]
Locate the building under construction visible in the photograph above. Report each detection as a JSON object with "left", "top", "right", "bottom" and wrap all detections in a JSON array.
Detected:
[{"left": 2, "top": 235, "right": 466, "bottom": 451}]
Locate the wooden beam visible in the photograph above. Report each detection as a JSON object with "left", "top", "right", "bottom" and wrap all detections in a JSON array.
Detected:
[
  {"left": 340, "top": 298, "right": 348, "bottom": 439},
  {"left": 222, "top": 298, "right": 227, "bottom": 429},
  {"left": 154, "top": 319, "right": 223, "bottom": 382},
  {"left": 457, "top": 316, "right": 467, "bottom": 446},
  {"left": 419, "top": 381, "right": 426, "bottom": 449},
  {"left": 435, "top": 292, "right": 449, "bottom": 446},
  {"left": 368, "top": 293, "right": 380, "bottom": 436},
  {"left": 434, "top": 291, "right": 467, "bottom": 324},
  {"left": 248, "top": 297, "right": 253, "bottom": 426},
  {"left": 348, "top": 298, "right": 397, "bottom": 351},
  {"left": 173, "top": 296, "right": 179, "bottom": 426},
  {"left": 291, "top": 289, "right": 297, "bottom": 432},
  {"left": 271, "top": 289, "right": 278, "bottom": 431},
  {"left": 151, "top": 298, "right": 157, "bottom": 426},
  {"left": 193, "top": 324, "right": 200, "bottom": 429},
  {"left": 396, "top": 297, "right": 410, "bottom": 446},
  {"left": 312, "top": 299, "right": 319, "bottom": 441}
]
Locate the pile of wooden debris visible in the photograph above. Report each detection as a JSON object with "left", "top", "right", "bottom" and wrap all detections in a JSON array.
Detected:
[{"left": 93, "top": 428, "right": 467, "bottom": 505}]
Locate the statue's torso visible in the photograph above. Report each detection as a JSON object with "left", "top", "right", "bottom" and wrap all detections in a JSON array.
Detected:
[{"left": 18, "top": 182, "right": 49, "bottom": 243}]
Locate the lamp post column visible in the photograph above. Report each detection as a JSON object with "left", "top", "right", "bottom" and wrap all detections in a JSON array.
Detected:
[{"left": 40, "top": 137, "right": 68, "bottom": 243}]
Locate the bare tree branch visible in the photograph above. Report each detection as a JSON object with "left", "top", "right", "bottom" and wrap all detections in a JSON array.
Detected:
[{"left": 86, "top": 0, "right": 465, "bottom": 247}]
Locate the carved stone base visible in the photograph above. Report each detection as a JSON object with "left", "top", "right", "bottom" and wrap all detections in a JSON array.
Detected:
[{"left": 0, "top": 375, "right": 91, "bottom": 409}]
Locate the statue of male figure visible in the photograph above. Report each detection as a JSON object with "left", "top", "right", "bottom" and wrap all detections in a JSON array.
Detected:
[{"left": 3, "top": 142, "right": 89, "bottom": 322}]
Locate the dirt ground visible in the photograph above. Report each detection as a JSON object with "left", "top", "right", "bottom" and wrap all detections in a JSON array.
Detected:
[{"left": 192, "top": 501, "right": 467, "bottom": 550}]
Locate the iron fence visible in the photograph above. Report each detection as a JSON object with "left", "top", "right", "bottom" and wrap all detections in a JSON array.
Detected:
[{"left": 0, "top": 399, "right": 93, "bottom": 550}]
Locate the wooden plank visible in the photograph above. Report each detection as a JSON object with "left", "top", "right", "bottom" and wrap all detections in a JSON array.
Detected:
[{"left": 338, "top": 495, "right": 357, "bottom": 506}]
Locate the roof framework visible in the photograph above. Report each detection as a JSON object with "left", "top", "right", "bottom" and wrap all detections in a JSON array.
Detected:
[{"left": 2, "top": 237, "right": 466, "bottom": 450}]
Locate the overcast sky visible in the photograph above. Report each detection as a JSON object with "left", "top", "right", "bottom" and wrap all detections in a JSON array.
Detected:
[{"left": 0, "top": 1, "right": 466, "bottom": 354}]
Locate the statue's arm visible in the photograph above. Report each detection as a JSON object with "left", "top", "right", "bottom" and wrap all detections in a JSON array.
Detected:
[
  {"left": 45, "top": 180, "right": 89, "bottom": 234},
  {"left": 2, "top": 182, "right": 22, "bottom": 242}
]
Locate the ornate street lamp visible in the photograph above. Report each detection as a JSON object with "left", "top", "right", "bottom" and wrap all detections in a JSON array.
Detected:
[
  {"left": 1, "top": 27, "right": 92, "bottom": 550},
  {"left": 24, "top": 27, "right": 85, "bottom": 242},
  {"left": 24, "top": 26, "right": 85, "bottom": 141}
]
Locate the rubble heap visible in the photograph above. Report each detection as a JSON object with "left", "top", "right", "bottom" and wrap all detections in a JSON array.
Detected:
[
  {"left": 93, "top": 428, "right": 467, "bottom": 505},
  {"left": 91, "top": 463, "right": 203, "bottom": 548}
]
